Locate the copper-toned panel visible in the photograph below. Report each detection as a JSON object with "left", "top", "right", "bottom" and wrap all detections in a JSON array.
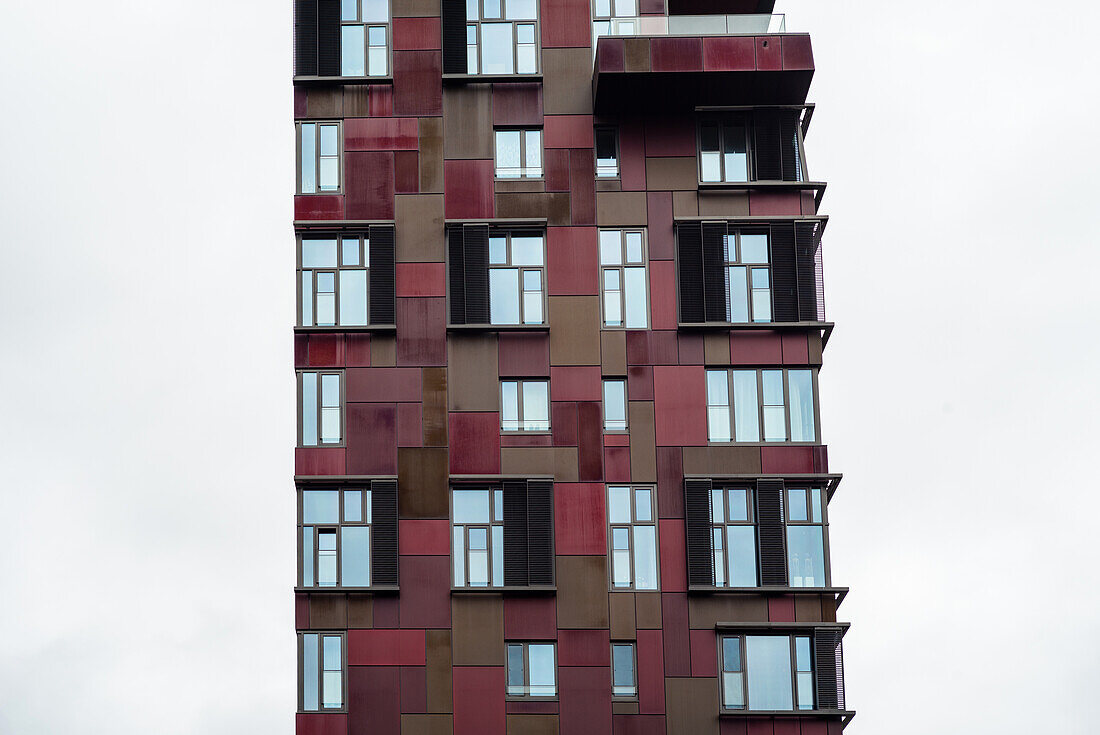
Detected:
[
  {"left": 452, "top": 594, "right": 505, "bottom": 665},
  {"left": 310, "top": 594, "right": 348, "bottom": 628},
  {"left": 542, "top": 48, "right": 595, "bottom": 115},
  {"left": 401, "top": 714, "right": 454, "bottom": 735},
  {"left": 425, "top": 630, "right": 453, "bottom": 712},
  {"left": 595, "top": 191, "right": 648, "bottom": 227},
  {"left": 680, "top": 446, "right": 762, "bottom": 476},
  {"left": 347, "top": 593, "right": 373, "bottom": 628},
  {"left": 506, "top": 714, "right": 559, "bottom": 735},
  {"left": 444, "top": 85, "right": 494, "bottom": 159},
  {"left": 398, "top": 447, "right": 449, "bottom": 518},
  {"left": 419, "top": 117, "right": 444, "bottom": 193},
  {"left": 447, "top": 335, "right": 499, "bottom": 410},
  {"left": 687, "top": 595, "right": 769, "bottom": 629},
  {"left": 609, "top": 592, "right": 637, "bottom": 640},
  {"left": 627, "top": 401, "right": 657, "bottom": 482},
  {"left": 664, "top": 678, "right": 719, "bottom": 735},
  {"left": 601, "top": 332, "right": 627, "bottom": 375},
  {"left": 556, "top": 555, "right": 610, "bottom": 629},
  {"left": 634, "top": 592, "right": 663, "bottom": 629},
  {"left": 422, "top": 367, "right": 448, "bottom": 446},
  {"left": 548, "top": 296, "right": 601, "bottom": 365}
]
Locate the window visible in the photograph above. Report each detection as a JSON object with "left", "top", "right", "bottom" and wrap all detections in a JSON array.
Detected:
[
  {"left": 603, "top": 379, "right": 627, "bottom": 431},
  {"left": 299, "top": 371, "right": 343, "bottom": 446},
  {"left": 341, "top": 0, "right": 390, "bottom": 76},
  {"left": 710, "top": 486, "right": 757, "bottom": 587},
  {"left": 300, "top": 632, "right": 345, "bottom": 712},
  {"left": 501, "top": 379, "right": 550, "bottom": 431},
  {"left": 612, "top": 643, "right": 637, "bottom": 697},
  {"left": 700, "top": 118, "right": 749, "bottom": 183},
  {"left": 607, "top": 485, "right": 658, "bottom": 590},
  {"left": 299, "top": 489, "right": 372, "bottom": 587},
  {"left": 507, "top": 642, "right": 556, "bottom": 697},
  {"left": 452, "top": 487, "right": 504, "bottom": 587},
  {"left": 466, "top": 0, "right": 539, "bottom": 75},
  {"left": 495, "top": 129, "right": 542, "bottom": 178},
  {"left": 720, "top": 634, "right": 814, "bottom": 711},
  {"left": 490, "top": 231, "right": 546, "bottom": 325},
  {"left": 592, "top": 0, "right": 638, "bottom": 37},
  {"left": 599, "top": 229, "right": 648, "bottom": 328},
  {"left": 723, "top": 230, "right": 771, "bottom": 323},
  {"left": 786, "top": 487, "right": 828, "bottom": 588},
  {"left": 705, "top": 369, "right": 817, "bottom": 443},
  {"left": 699, "top": 113, "right": 805, "bottom": 184},
  {"left": 299, "top": 235, "right": 369, "bottom": 326},
  {"left": 298, "top": 122, "right": 342, "bottom": 194},
  {"left": 595, "top": 127, "right": 619, "bottom": 178}
]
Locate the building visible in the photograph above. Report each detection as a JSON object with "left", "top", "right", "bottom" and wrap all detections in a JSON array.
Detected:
[{"left": 292, "top": 0, "right": 852, "bottom": 733}]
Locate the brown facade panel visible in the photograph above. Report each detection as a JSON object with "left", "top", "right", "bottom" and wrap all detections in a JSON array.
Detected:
[
  {"left": 395, "top": 194, "right": 445, "bottom": 262},
  {"left": 623, "top": 38, "right": 651, "bottom": 73},
  {"left": 422, "top": 367, "right": 448, "bottom": 446},
  {"left": 609, "top": 592, "right": 637, "bottom": 640},
  {"left": 601, "top": 331, "right": 628, "bottom": 375},
  {"left": 372, "top": 334, "right": 398, "bottom": 366},
  {"left": 697, "top": 192, "right": 751, "bottom": 217},
  {"left": 672, "top": 191, "right": 699, "bottom": 219},
  {"left": 401, "top": 714, "right": 454, "bottom": 735},
  {"left": 344, "top": 86, "right": 371, "bottom": 117},
  {"left": 556, "top": 555, "right": 610, "bottom": 629},
  {"left": 664, "top": 678, "right": 719, "bottom": 735},
  {"left": 548, "top": 296, "right": 602, "bottom": 366},
  {"left": 309, "top": 593, "right": 348, "bottom": 628},
  {"left": 419, "top": 117, "right": 445, "bottom": 193},
  {"left": 425, "top": 629, "right": 453, "bottom": 712},
  {"left": 681, "top": 446, "right": 762, "bottom": 476},
  {"left": 634, "top": 591, "right": 663, "bottom": 629},
  {"left": 305, "top": 87, "right": 342, "bottom": 117},
  {"left": 347, "top": 593, "right": 374, "bottom": 628},
  {"left": 451, "top": 594, "right": 505, "bottom": 665},
  {"left": 393, "top": 0, "right": 441, "bottom": 17},
  {"left": 443, "top": 85, "right": 494, "bottom": 159},
  {"left": 687, "top": 595, "right": 770, "bottom": 629},
  {"left": 628, "top": 401, "right": 657, "bottom": 482},
  {"left": 542, "top": 48, "right": 595, "bottom": 115},
  {"left": 702, "top": 334, "right": 732, "bottom": 365},
  {"left": 595, "top": 191, "right": 648, "bottom": 226},
  {"left": 644, "top": 158, "right": 699, "bottom": 191},
  {"left": 447, "top": 334, "right": 500, "bottom": 410},
  {"left": 496, "top": 191, "right": 555, "bottom": 220},
  {"left": 506, "top": 714, "right": 559, "bottom": 735},
  {"left": 398, "top": 447, "right": 449, "bottom": 518}
]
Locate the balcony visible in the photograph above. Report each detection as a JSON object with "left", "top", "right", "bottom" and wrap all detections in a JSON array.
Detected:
[{"left": 592, "top": 14, "right": 814, "bottom": 113}]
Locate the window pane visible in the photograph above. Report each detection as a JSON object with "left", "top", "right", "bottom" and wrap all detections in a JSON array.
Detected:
[
  {"left": 466, "top": 0, "right": 479, "bottom": 20},
  {"left": 481, "top": 23, "right": 514, "bottom": 74},
  {"left": 489, "top": 235, "right": 507, "bottom": 264},
  {"left": 795, "top": 637, "right": 811, "bottom": 671},
  {"left": 322, "top": 671, "right": 342, "bottom": 708},
  {"left": 453, "top": 489, "right": 491, "bottom": 523},
  {"left": 596, "top": 129, "right": 617, "bottom": 176},
  {"left": 728, "top": 266, "right": 748, "bottom": 322},
  {"left": 706, "top": 370, "right": 728, "bottom": 406},
  {"left": 490, "top": 268, "right": 520, "bottom": 324},
  {"left": 712, "top": 528, "right": 725, "bottom": 586},
  {"left": 362, "top": 0, "right": 389, "bottom": 22},
  {"left": 763, "top": 405, "right": 786, "bottom": 442},
  {"left": 529, "top": 645, "right": 556, "bottom": 694},
  {"left": 323, "top": 636, "right": 342, "bottom": 670},
  {"left": 303, "top": 490, "right": 340, "bottom": 523},
  {"left": 300, "top": 124, "right": 317, "bottom": 193},
  {"left": 453, "top": 525, "right": 465, "bottom": 585},
  {"left": 524, "top": 130, "right": 542, "bottom": 172},
  {"left": 302, "top": 373, "right": 318, "bottom": 446},
  {"left": 492, "top": 525, "right": 504, "bottom": 586},
  {"left": 634, "top": 487, "right": 652, "bottom": 521},
  {"left": 797, "top": 672, "right": 814, "bottom": 709},
  {"left": 317, "top": 290, "right": 336, "bottom": 326},
  {"left": 301, "top": 271, "right": 314, "bottom": 326},
  {"left": 711, "top": 487, "right": 724, "bottom": 523},
  {"left": 762, "top": 370, "right": 784, "bottom": 405},
  {"left": 752, "top": 286, "right": 771, "bottom": 323},
  {"left": 507, "top": 644, "right": 525, "bottom": 688},
  {"left": 722, "top": 122, "right": 748, "bottom": 182},
  {"left": 788, "top": 488, "right": 807, "bottom": 521},
  {"left": 727, "top": 488, "right": 749, "bottom": 522},
  {"left": 722, "top": 637, "right": 741, "bottom": 672},
  {"left": 727, "top": 526, "right": 757, "bottom": 587},
  {"left": 741, "top": 234, "right": 768, "bottom": 263},
  {"left": 368, "top": 45, "right": 387, "bottom": 75},
  {"left": 603, "top": 380, "right": 626, "bottom": 430},
  {"left": 501, "top": 380, "right": 519, "bottom": 428},
  {"left": 746, "top": 636, "right": 794, "bottom": 710},
  {"left": 341, "top": 238, "right": 360, "bottom": 266},
  {"left": 623, "top": 266, "right": 647, "bottom": 328},
  {"left": 708, "top": 406, "right": 731, "bottom": 443},
  {"left": 599, "top": 230, "right": 622, "bottom": 265},
  {"left": 522, "top": 381, "right": 549, "bottom": 429},
  {"left": 303, "top": 634, "right": 319, "bottom": 710},
  {"left": 787, "top": 526, "right": 825, "bottom": 587},
  {"left": 505, "top": 0, "right": 537, "bottom": 19},
  {"left": 731, "top": 371, "right": 759, "bottom": 442},
  {"left": 341, "top": 526, "right": 370, "bottom": 586},
  {"left": 320, "top": 124, "right": 339, "bottom": 156},
  {"left": 319, "top": 157, "right": 339, "bottom": 191},
  {"left": 302, "top": 238, "right": 338, "bottom": 267},
  {"left": 342, "top": 0, "right": 357, "bottom": 21},
  {"left": 633, "top": 525, "right": 658, "bottom": 590},
  {"left": 625, "top": 232, "right": 643, "bottom": 263},
  {"left": 342, "top": 25, "right": 366, "bottom": 75},
  {"left": 722, "top": 672, "right": 745, "bottom": 708},
  {"left": 811, "top": 488, "right": 823, "bottom": 523},
  {"left": 318, "top": 530, "right": 337, "bottom": 586},
  {"left": 302, "top": 527, "right": 314, "bottom": 586},
  {"left": 612, "top": 644, "right": 635, "bottom": 691},
  {"left": 496, "top": 130, "right": 522, "bottom": 176},
  {"left": 343, "top": 490, "right": 362, "bottom": 522},
  {"left": 604, "top": 285, "right": 621, "bottom": 327},
  {"left": 320, "top": 405, "right": 340, "bottom": 442},
  {"left": 339, "top": 270, "right": 368, "bottom": 326},
  {"left": 470, "top": 545, "right": 488, "bottom": 585},
  {"left": 788, "top": 370, "right": 816, "bottom": 442},
  {"left": 511, "top": 235, "right": 543, "bottom": 265},
  {"left": 523, "top": 290, "right": 542, "bottom": 324},
  {"left": 608, "top": 485, "right": 631, "bottom": 524}
]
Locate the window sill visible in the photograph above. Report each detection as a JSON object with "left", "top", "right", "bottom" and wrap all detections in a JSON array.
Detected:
[
  {"left": 447, "top": 323, "right": 550, "bottom": 333},
  {"left": 298, "top": 709, "right": 348, "bottom": 715},
  {"left": 443, "top": 73, "right": 543, "bottom": 84},
  {"left": 678, "top": 320, "right": 834, "bottom": 346},
  {"left": 705, "top": 442, "right": 822, "bottom": 448},
  {"left": 294, "top": 585, "right": 400, "bottom": 594},
  {"left": 720, "top": 709, "right": 855, "bottom": 721},
  {"left": 451, "top": 586, "right": 556, "bottom": 594},
  {"left": 688, "top": 585, "right": 849, "bottom": 606},
  {"left": 501, "top": 430, "right": 552, "bottom": 435},
  {"left": 293, "top": 75, "right": 394, "bottom": 86},
  {"left": 698, "top": 180, "right": 827, "bottom": 207},
  {"left": 295, "top": 325, "right": 397, "bottom": 333},
  {"left": 298, "top": 444, "right": 347, "bottom": 449},
  {"left": 505, "top": 696, "right": 559, "bottom": 702}
]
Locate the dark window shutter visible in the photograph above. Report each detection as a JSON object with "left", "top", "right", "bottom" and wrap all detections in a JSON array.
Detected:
[
  {"left": 755, "top": 479, "right": 787, "bottom": 586},
  {"left": 676, "top": 223, "right": 705, "bottom": 324},
  {"left": 370, "top": 479, "right": 399, "bottom": 586},
  {"left": 752, "top": 110, "right": 782, "bottom": 181},
  {"left": 317, "top": 0, "right": 341, "bottom": 77},
  {"left": 462, "top": 225, "right": 490, "bottom": 324},
  {"left": 369, "top": 224, "right": 396, "bottom": 325},
  {"left": 441, "top": 0, "right": 468, "bottom": 74},
  {"left": 525, "top": 480, "right": 554, "bottom": 585},
  {"left": 684, "top": 479, "right": 714, "bottom": 586},
  {"left": 502, "top": 480, "right": 529, "bottom": 586},
  {"left": 779, "top": 109, "right": 802, "bottom": 182},
  {"left": 814, "top": 629, "right": 844, "bottom": 710},
  {"left": 294, "top": 0, "right": 319, "bottom": 76},
  {"left": 701, "top": 222, "right": 727, "bottom": 322},
  {"left": 794, "top": 221, "right": 819, "bottom": 322},
  {"left": 769, "top": 223, "right": 798, "bottom": 323},
  {"left": 448, "top": 227, "right": 466, "bottom": 325}
]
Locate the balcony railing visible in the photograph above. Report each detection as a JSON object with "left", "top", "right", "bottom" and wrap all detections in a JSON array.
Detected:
[{"left": 593, "top": 13, "right": 786, "bottom": 40}]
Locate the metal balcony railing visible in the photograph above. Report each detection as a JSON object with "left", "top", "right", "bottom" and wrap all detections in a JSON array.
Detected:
[{"left": 593, "top": 13, "right": 786, "bottom": 40}]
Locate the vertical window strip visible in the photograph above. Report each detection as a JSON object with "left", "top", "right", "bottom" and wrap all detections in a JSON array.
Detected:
[
  {"left": 495, "top": 129, "right": 543, "bottom": 178},
  {"left": 298, "top": 122, "right": 342, "bottom": 193},
  {"left": 341, "top": 0, "right": 390, "bottom": 76},
  {"left": 466, "top": 0, "right": 540, "bottom": 75},
  {"left": 699, "top": 117, "right": 749, "bottom": 183},
  {"left": 452, "top": 487, "right": 504, "bottom": 588},
  {"left": 595, "top": 127, "right": 619, "bottom": 178},
  {"left": 299, "top": 235, "right": 370, "bottom": 327},
  {"left": 785, "top": 487, "right": 828, "bottom": 588},
  {"left": 299, "top": 371, "right": 343, "bottom": 446},
  {"left": 602, "top": 379, "right": 627, "bottom": 431},
  {"left": 607, "top": 485, "right": 658, "bottom": 590},
  {"left": 599, "top": 229, "right": 648, "bottom": 329},
  {"left": 300, "top": 488, "right": 373, "bottom": 588},
  {"left": 611, "top": 642, "right": 637, "bottom": 697},
  {"left": 488, "top": 231, "right": 546, "bottom": 325},
  {"left": 300, "top": 632, "right": 345, "bottom": 712},
  {"left": 710, "top": 487, "right": 756, "bottom": 588},
  {"left": 723, "top": 230, "right": 771, "bottom": 324}
]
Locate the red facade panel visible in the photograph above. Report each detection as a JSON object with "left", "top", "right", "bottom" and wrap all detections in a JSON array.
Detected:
[
  {"left": 547, "top": 226, "right": 600, "bottom": 295},
  {"left": 650, "top": 37, "right": 703, "bottom": 72},
  {"left": 748, "top": 192, "right": 802, "bottom": 216},
  {"left": 551, "top": 401, "right": 579, "bottom": 445},
  {"left": 614, "top": 715, "right": 667, "bottom": 735},
  {"left": 569, "top": 148, "right": 597, "bottom": 226},
  {"left": 730, "top": 332, "right": 783, "bottom": 365},
  {"left": 396, "top": 263, "right": 447, "bottom": 297},
  {"left": 577, "top": 401, "right": 605, "bottom": 481},
  {"left": 660, "top": 593, "right": 690, "bottom": 676},
  {"left": 308, "top": 334, "right": 344, "bottom": 366},
  {"left": 493, "top": 83, "right": 544, "bottom": 125},
  {"left": 348, "top": 629, "right": 426, "bottom": 666},
  {"left": 627, "top": 365, "right": 654, "bottom": 401},
  {"left": 657, "top": 519, "right": 686, "bottom": 592},
  {"left": 545, "top": 115, "right": 595, "bottom": 149},
  {"left": 620, "top": 121, "right": 647, "bottom": 191},
  {"left": 689, "top": 629, "right": 718, "bottom": 677},
  {"left": 755, "top": 36, "right": 782, "bottom": 70},
  {"left": 702, "top": 36, "right": 757, "bottom": 71},
  {"left": 649, "top": 261, "right": 679, "bottom": 330},
  {"left": 780, "top": 333, "right": 809, "bottom": 365},
  {"left": 444, "top": 159, "right": 495, "bottom": 219},
  {"left": 448, "top": 412, "right": 502, "bottom": 474},
  {"left": 400, "top": 666, "right": 428, "bottom": 713},
  {"left": 453, "top": 667, "right": 506, "bottom": 735},
  {"left": 395, "top": 150, "right": 420, "bottom": 193},
  {"left": 559, "top": 666, "right": 614, "bottom": 734},
  {"left": 345, "top": 151, "right": 395, "bottom": 220},
  {"left": 550, "top": 366, "right": 603, "bottom": 402},
  {"left": 636, "top": 629, "right": 666, "bottom": 714},
  {"left": 504, "top": 595, "right": 558, "bottom": 639},
  {"left": 393, "top": 17, "right": 441, "bottom": 50},
  {"left": 392, "top": 50, "right": 442, "bottom": 115},
  {"left": 346, "top": 403, "right": 398, "bottom": 474},
  {"left": 346, "top": 334, "right": 371, "bottom": 366},
  {"left": 604, "top": 445, "right": 631, "bottom": 482},
  {"left": 760, "top": 447, "right": 816, "bottom": 474},
  {"left": 398, "top": 402, "right": 423, "bottom": 446},
  {"left": 399, "top": 555, "right": 453, "bottom": 628},
  {"left": 499, "top": 333, "right": 551, "bottom": 376},
  {"left": 397, "top": 297, "right": 446, "bottom": 366},
  {"left": 347, "top": 667, "right": 399, "bottom": 734},
  {"left": 346, "top": 367, "right": 422, "bottom": 403},
  {"left": 398, "top": 520, "right": 451, "bottom": 555},
  {"left": 295, "top": 195, "right": 345, "bottom": 220},
  {"left": 559, "top": 629, "right": 612, "bottom": 667},
  {"left": 296, "top": 713, "right": 348, "bottom": 735},
  {"left": 540, "top": 0, "right": 592, "bottom": 47},
  {"left": 555, "top": 482, "right": 608, "bottom": 555},
  {"left": 597, "top": 37, "right": 625, "bottom": 72},
  {"left": 781, "top": 34, "right": 814, "bottom": 70},
  {"left": 295, "top": 447, "right": 346, "bottom": 475},
  {"left": 345, "top": 117, "right": 419, "bottom": 150},
  {"left": 767, "top": 596, "right": 797, "bottom": 623},
  {"left": 652, "top": 366, "right": 707, "bottom": 446}
]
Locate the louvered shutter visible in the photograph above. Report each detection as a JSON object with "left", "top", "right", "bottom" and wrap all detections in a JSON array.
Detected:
[
  {"left": 779, "top": 109, "right": 802, "bottom": 182},
  {"left": 502, "top": 480, "right": 529, "bottom": 586},
  {"left": 526, "top": 480, "right": 554, "bottom": 585},
  {"left": 752, "top": 110, "right": 782, "bottom": 181},
  {"left": 448, "top": 227, "right": 466, "bottom": 324},
  {"left": 769, "top": 223, "right": 798, "bottom": 323},
  {"left": 462, "top": 225, "right": 490, "bottom": 324},
  {"left": 755, "top": 479, "right": 787, "bottom": 586},
  {"left": 317, "top": 0, "right": 341, "bottom": 77},
  {"left": 814, "top": 629, "right": 845, "bottom": 710},
  {"left": 794, "top": 221, "right": 819, "bottom": 322},
  {"left": 294, "top": 0, "right": 319, "bottom": 76},
  {"left": 677, "top": 223, "right": 705, "bottom": 324},
  {"left": 701, "top": 222, "right": 727, "bottom": 322},
  {"left": 441, "top": 0, "right": 468, "bottom": 74},
  {"left": 370, "top": 479, "right": 399, "bottom": 586},
  {"left": 369, "top": 224, "right": 396, "bottom": 325},
  {"left": 684, "top": 479, "right": 714, "bottom": 586}
]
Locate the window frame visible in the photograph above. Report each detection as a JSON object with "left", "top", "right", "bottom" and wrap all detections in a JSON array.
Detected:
[
  {"left": 718, "top": 633, "right": 816, "bottom": 713},
  {"left": 722, "top": 228, "right": 773, "bottom": 324},
  {"left": 500, "top": 378, "right": 551, "bottom": 433},
  {"left": 488, "top": 229, "right": 547, "bottom": 326},
  {"left": 705, "top": 368, "right": 820, "bottom": 445},
  {"left": 298, "top": 370, "right": 346, "bottom": 448},
  {"left": 506, "top": 641, "right": 558, "bottom": 699},
  {"left": 602, "top": 378, "right": 628, "bottom": 433},
  {"left": 296, "top": 121, "right": 344, "bottom": 195},
  {"left": 298, "top": 631, "right": 347, "bottom": 713},
  {"left": 606, "top": 484, "right": 660, "bottom": 591},
  {"left": 450, "top": 485, "right": 505, "bottom": 588},
  {"left": 592, "top": 0, "right": 639, "bottom": 38},
  {"left": 709, "top": 485, "right": 758, "bottom": 588},
  {"left": 297, "top": 487, "right": 375, "bottom": 589},
  {"left": 598, "top": 228, "right": 650, "bottom": 329},
  {"left": 465, "top": 0, "right": 541, "bottom": 76},
  {"left": 611, "top": 641, "right": 638, "bottom": 699},
  {"left": 784, "top": 486, "right": 831, "bottom": 588},
  {"left": 494, "top": 128, "right": 544, "bottom": 179},
  {"left": 340, "top": 0, "right": 392, "bottom": 77},
  {"left": 697, "top": 116, "right": 752, "bottom": 184},
  {"left": 594, "top": 126, "right": 620, "bottom": 179},
  {"left": 296, "top": 233, "right": 372, "bottom": 327}
]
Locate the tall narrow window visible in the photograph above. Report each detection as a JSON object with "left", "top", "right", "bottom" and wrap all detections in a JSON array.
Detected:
[
  {"left": 341, "top": 0, "right": 390, "bottom": 76},
  {"left": 786, "top": 487, "right": 828, "bottom": 587},
  {"left": 603, "top": 379, "right": 627, "bottom": 432},
  {"left": 466, "top": 0, "right": 539, "bottom": 75},
  {"left": 710, "top": 487, "right": 757, "bottom": 587},
  {"left": 452, "top": 487, "right": 504, "bottom": 587},
  {"left": 705, "top": 369, "right": 817, "bottom": 443},
  {"left": 595, "top": 127, "right": 619, "bottom": 178},
  {"left": 298, "top": 235, "right": 370, "bottom": 326},
  {"left": 495, "top": 129, "right": 543, "bottom": 178},
  {"left": 299, "top": 371, "right": 343, "bottom": 446},
  {"left": 720, "top": 634, "right": 814, "bottom": 711},
  {"left": 501, "top": 379, "right": 550, "bottom": 431},
  {"left": 489, "top": 231, "right": 546, "bottom": 325},
  {"left": 607, "top": 485, "right": 658, "bottom": 590},
  {"left": 300, "top": 632, "right": 345, "bottom": 712},
  {"left": 724, "top": 230, "right": 771, "bottom": 323},
  {"left": 298, "top": 122, "right": 342, "bottom": 193},
  {"left": 599, "top": 229, "right": 648, "bottom": 328},
  {"left": 612, "top": 643, "right": 637, "bottom": 697},
  {"left": 299, "top": 489, "right": 373, "bottom": 587},
  {"left": 506, "top": 643, "right": 557, "bottom": 697},
  {"left": 699, "top": 118, "right": 749, "bottom": 183}
]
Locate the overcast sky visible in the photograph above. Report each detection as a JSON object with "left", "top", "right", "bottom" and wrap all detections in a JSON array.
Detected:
[{"left": 1, "top": 1, "right": 1097, "bottom": 732}]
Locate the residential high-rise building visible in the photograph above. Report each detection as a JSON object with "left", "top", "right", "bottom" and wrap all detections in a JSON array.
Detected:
[{"left": 292, "top": 1, "right": 852, "bottom": 733}]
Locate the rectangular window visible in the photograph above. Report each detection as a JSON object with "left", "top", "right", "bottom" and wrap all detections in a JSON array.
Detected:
[
  {"left": 599, "top": 229, "right": 648, "bottom": 329},
  {"left": 786, "top": 487, "right": 828, "bottom": 588},
  {"left": 298, "top": 235, "right": 370, "bottom": 326},
  {"left": 452, "top": 486, "right": 505, "bottom": 587},
  {"left": 501, "top": 379, "right": 550, "bottom": 431},
  {"left": 602, "top": 379, "right": 627, "bottom": 432},
  {"left": 612, "top": 642, "right": 637, "bottom": 697},
  {"left": 489, "top": 231, "right": 546, "bottom": 325},
  {"left": 592, "top": 0, "right": 639, "bottom": 37},
  {"left": 298, "top": 122, "right": 342, "bottom": 194},
  {"left": 300, "top": 632, "right": 345, "bottom": 712},
  {"left": 607, "top": 485, "right": 658, "bottom": 590},
  {"left": 299, "top": 371, "right": 344, "bottom": 446},
  {"left": 723, "top": 230, "right": 771, "bottom": 323},
  {"left": 721, "top": 634, "right": 814, "bottom": 711},
  {"left": 495, "top": 129, "right": 543, "bottom": 178},
  {"left": 709, "top": 486, "right": 757, "bottom": 587},
  {"left": 341, "top": 0, "right": 390, "bottom": 76},
  {"left": 299, "top": 488, "right": 372, "bottom": 587},
  {"left": 699, "top": 118, "right": 749, "bottom": 183},
  {"left": 595, "top": 127, "right": 619, "bottom": 178},
  {"left": 466, "top": 0, "right": 539, "bottom": 75},
  {"left": 506, "top": 642, "right": 557, "bottom": 697},
  {"left": 705, "top": 369, "right": 817, "bottom": 443}
]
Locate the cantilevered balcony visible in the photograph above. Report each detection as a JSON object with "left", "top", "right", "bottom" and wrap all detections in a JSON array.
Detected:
[{"left": 592, "top": 13, "right": 814, "bottom": 113}]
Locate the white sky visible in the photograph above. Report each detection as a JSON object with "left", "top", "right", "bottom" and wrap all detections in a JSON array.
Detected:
[{"left": 1, "top": 1, "right": 1097, "bottom": 732}]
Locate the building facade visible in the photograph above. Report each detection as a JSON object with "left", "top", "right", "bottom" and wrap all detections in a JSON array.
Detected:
[{"left": 293, "top": 1, "right": 852, "bottom": 733}]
